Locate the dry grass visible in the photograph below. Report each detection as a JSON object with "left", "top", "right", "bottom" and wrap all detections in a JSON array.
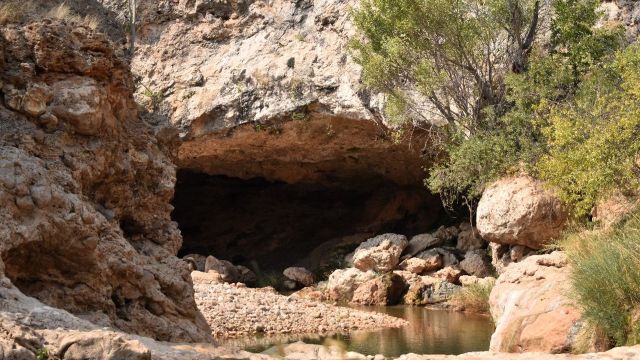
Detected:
[
  {"left": 0, "top": 1, "right": 30, "bottom": 25},
  {"left": 252, "top": 70, "right": 271, "bottom": 88},
  {"left": 451, "top": 281, "right": 494, "bottom": 314},
  {"left": 562, "top": 210, "right": 640, "bottom": 347},
  {"left": 46, "top": 3, "right": 72, "bottom": 20},
  {"left": 46, "top": 3, "right": 100, "bottom": 31}
]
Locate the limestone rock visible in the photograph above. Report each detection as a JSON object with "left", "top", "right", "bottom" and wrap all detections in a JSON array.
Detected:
[
  {"left": 403, "top": 277, "right": 460, "bottom": 305},
  {"left": 489, "top": 252, "right": 584, "bottom": 353},
  {"left": 350, "top": 273, "right": 406, "bottom": 306},
  {"left": 183, "top": 254, "right": 207, "bottom": 271},
  {"left": 398, "top": 255, "right": 442, "bottom": 274},
  {"left": 289, "top": 287, "right": 325, "bottom": 302},
  {"left": 459, "top": 275, "right": 496, "bottom": 288},
  {"left": 283, "top": 267, "right": 315, "bottom": 287},
  {"left": 204, "top": 256, "right": 240, "bottom": 283},
  {"left": 191, "top": 270, "right": 224, "bottom": 285},
  {"left": 431, "top": 267, "right": 463, "bottom": 285},
  {"left": 459, "top": 250, "right": 493, "bottom": 278},
  {"left": 456, "top": 227, "right": 486, "bottom": 252},
  {"left": 352, "top": 234, "right": 408, "bottom": 272},
  {"left": 432, "top": 225, "right": 460, "bottom": 244},
  {"left": 237, "top": 265, "right": 257, "bottom": 284},
  {"left": 476, "top": 176, "right": 567, "bottom": 249},
  {"left": 490, "top": 243, "right": 533, "bottom": 274},
  {"left": 326, "top": 268, "right": 376, "bottom": 302},
  {"left": 22, "top": 83, "right": 52, "bottom": 117},
  {"left": 0, "top": 20, "right": 210, "bottom": 343},
  {"left": 403, "top": 233, "right": 442, "bottom": 257},
  {"left": 49, "top": 77, "right": 116, "bottom": 136},
  {"left": 416, "top": 248, "right": 458, "bottom": 268}
]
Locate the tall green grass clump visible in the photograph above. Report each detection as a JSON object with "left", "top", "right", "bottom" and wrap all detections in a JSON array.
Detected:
[{"left": 564, "top": 213, "right": 640, "bottom": 346}]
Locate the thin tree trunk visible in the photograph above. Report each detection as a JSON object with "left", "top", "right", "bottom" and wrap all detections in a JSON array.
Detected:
[{"left": 129, "top": 0, "right": 136, "bottom": 55}]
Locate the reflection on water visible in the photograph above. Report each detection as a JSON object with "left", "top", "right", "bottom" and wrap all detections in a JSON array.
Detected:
[{"left": 219, "top": 306, "right": 495, "bottom": 357}]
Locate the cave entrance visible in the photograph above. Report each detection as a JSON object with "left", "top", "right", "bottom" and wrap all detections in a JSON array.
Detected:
[{"left": 172, "top": 169, "right": 444, "bottom": 273}]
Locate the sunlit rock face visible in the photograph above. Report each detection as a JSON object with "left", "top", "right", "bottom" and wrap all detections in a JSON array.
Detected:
[{"left": 0, "top": 20, "right": 210, "bottom": 343}]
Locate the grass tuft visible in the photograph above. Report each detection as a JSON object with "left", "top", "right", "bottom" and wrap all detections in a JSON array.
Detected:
[
  {"left": 563, "top": 209, "right": 640, "bottom": 347},
  {"left": 0, "top": 1, "right": 31, "bottom": 25},
  {"left": 46, "top": 3, "right": 101, "bottom": 31},
  {"left": 451, "top": 281, "right": 494, "bottom": 314}
]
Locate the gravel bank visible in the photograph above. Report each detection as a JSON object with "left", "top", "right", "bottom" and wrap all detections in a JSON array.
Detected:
[{"left": 193, "top": 275, "right": 408, "bottom": 338}]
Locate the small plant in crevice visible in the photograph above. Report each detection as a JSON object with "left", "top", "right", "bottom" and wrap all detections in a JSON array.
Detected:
[
  {"left": 291, "top": 111, "right": 308, "bottom": 122},
  {"left": 140, "top": 84, "right": 166, "bottom": 110},
  {"left": 286, "top": 57, "right": 295, "bottom": 69},
  {"left": 294, "top": 33, "right": 306, "bottom": 42},
  {"left": 267, "top": 125, "right": 282, "bottom": 135},
  {"left": 288, "top": 77, "right": 305, "bottom": 100},
  {"left": 252, "top": 70, "right": 271, "bottom": 88},
  {"left": 325, "top": 124, "right": 336, "bottom": 138},
  {"left": 36, "top": 347, "right": 49, "bottom": 360}
]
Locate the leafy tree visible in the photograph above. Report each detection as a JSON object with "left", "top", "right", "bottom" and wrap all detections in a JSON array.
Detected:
[
  {"left": 352, "top": 0, "right": 628, "bottom": 213},
  {"left": 350, "top": 0, "right": 541, "bottom": 131}
]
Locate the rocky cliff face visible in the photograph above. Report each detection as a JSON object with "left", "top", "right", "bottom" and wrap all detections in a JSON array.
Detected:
[
  {"left": 121, "top": 0, "right": 433, "bottom": 186},
  {"left": 0, "top": 20, "right": 210, "bottom": 343}
]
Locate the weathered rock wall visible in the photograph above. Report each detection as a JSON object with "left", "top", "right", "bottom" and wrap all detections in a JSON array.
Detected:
[{"left": 0, "top": 20, "right": 210, "bottom": 343}]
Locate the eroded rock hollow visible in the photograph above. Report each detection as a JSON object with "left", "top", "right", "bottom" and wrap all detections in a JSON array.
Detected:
[{"left": 172, "top": 114, "right": 445, "bottom": 272}]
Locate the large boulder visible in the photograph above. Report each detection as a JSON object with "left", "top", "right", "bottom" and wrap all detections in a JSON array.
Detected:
[
  {"left": 489, "top": 252, "right": 584, "bottom": 353},
  {"left": 326, "top": 268, "right": 376, "bottom": 302},
  {"left": 350, "top": 273, "right": 406, "bottom": 306},
  {"left": 403, "top": 233, "right": 443, "bottom": 257},
  {"left": 352, "top": 234, "right": 408, "bottom": 272},
  {"left": 459, "top": 250, "right": 493, "bottom": 278},
  {"left": 476, "top": 176, "right": 567, "bottom": 249}
]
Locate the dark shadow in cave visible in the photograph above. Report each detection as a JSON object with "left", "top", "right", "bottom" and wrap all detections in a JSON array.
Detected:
[{"left": 172, "top": 169, "right": 446, "bottom": 272}]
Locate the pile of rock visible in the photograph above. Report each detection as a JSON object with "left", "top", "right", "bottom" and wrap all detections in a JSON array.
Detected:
[
  {"left": 183, "top": 254, "right": 257, "bottom": 285},
  {"left": 319, "top": 225, "right": 495, "bottom": 306}
]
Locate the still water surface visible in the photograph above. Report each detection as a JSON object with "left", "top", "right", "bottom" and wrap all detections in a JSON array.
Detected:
[{"left": 221, "top": 306, "right": 494, "bottom": 357}]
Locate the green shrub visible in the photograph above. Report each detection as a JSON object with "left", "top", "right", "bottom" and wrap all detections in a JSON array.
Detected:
[
  {"left": 36, "top": 347, "right": 48, "bottom": 360},
  {"left": 563, "top": 211, "right": 640, "bottom": 346},
  {"left": 537, "top": 44, "right": 640, "bottom": 216},
  {"left": 451, "top": 281, "right": 494, "bottom": 314}
]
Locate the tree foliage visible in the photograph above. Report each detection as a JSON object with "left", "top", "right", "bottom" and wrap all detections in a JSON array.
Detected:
[
  {"left": 351, "top": 0, "right": 541, "bottom": 131},
  {"left": 352, "top": 0, "right": 635, "bottom": 217}
]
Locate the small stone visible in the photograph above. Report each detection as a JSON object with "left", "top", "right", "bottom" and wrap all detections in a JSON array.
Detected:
[
  {"left": 38, "top": 111, "right": 59, "bottom": 130},
  {"left": 30, "top": 184, "right": 52, "bottom": 207},
  {"left": 22, "top": 83, "right": 52, "bottom": 117},
  {"left": 15, "top": 196, "right": 35, "bottom": 212}
]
